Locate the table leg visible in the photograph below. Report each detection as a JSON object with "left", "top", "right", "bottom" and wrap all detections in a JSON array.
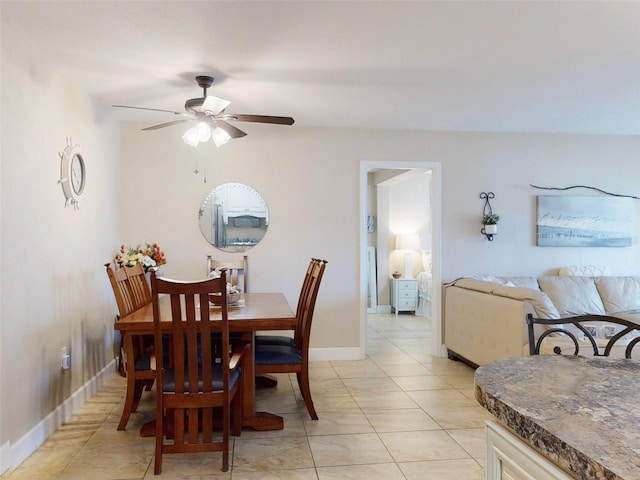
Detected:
[{"left": 241, "top": 332, "right": 284, "bottom": 430}]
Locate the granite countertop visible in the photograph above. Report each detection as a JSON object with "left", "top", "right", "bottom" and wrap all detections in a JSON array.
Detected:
[{"left": 475, "top": 355, "right": 640, "bottom": 480}]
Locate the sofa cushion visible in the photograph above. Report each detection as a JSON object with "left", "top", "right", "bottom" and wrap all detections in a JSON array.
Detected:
[
  {"left": 456, "top": 276, "right": 539, "bottom": 291},
  {"left": 559, "top": 265, "right": 608, "bottom": 276},
  {"left": 498, "top": 276, "right": 541, "bottom": 290},
  {"left": 454, "top": 277, "right": 506, "bottom": 294},
  {"left": 538, "top": 276, "right": 606, "bottom": 317},
  {"left": 490, "top": 285, "right": 560, "bottom": 319},
  {"left": 466, "top": 276, "right": 515, "bottom": 286},
  {"left": 595, "top": 276, "right": 640, "bottom": 314},
  {"left": 453, "top": 277, "right": 559, "bottom": 318}
]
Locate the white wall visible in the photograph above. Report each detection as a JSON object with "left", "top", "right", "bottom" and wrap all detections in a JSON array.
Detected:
[
  {"left": 438, "top": 131, "right": 640, "bottom": 278},
  {"left": 1, "top": 19, "right": 121, "bottom": 470},
  {"left": 120, "top": 126, "right": 362, "bottom": 353},
  {"left": 120, "top": 123, "right": 640, "bottom": 353}
]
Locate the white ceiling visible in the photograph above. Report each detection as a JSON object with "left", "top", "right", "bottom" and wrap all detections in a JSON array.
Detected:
[{"left": 4, "top": 1, "right": 640, "bottom": 135}]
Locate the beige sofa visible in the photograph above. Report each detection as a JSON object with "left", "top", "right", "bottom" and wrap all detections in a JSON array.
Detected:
[{"left": 443, "top": 273, "right": 640, "bottom": 367}]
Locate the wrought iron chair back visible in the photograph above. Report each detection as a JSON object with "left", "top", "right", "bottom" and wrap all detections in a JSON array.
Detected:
[{"left": 526, "top": 313, "right": 640, "bottom": 359}]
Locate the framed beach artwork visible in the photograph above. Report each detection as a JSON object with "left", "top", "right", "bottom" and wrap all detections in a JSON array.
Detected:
[{"left": 536, "top": 196, "right": 632, "bottom": 247}]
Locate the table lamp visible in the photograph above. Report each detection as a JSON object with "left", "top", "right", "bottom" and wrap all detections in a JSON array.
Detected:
[{"left": 395, "top": 233, "right": 421, "bottom": 279}]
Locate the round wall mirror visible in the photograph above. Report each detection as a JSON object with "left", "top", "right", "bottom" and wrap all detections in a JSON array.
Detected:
[{"left": 199, "top": 182, "right": 269, "bottom": 252}]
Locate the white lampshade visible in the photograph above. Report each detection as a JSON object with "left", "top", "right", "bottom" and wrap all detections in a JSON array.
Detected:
[
  {"left": 395, "top": 233, "right": 421, "bottom": 251},
  {"left": 212, "top": 127, "right": 231, "bottom": 147},
  {"left": 182, "top": 127, "right": 200, "bottom": 147},
  {"left": 195, "top": 121, "right": 212, "bottom": 142}
]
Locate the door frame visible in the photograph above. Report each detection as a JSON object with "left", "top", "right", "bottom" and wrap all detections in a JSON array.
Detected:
[
  {"left": 359, "top": 160, "right": 444, "bottom": 359},
  {"left": 366, "top": 246, "right": 377, "bottom": 314}
]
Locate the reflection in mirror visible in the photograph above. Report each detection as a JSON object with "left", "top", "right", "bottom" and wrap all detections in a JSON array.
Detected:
[{"left": 199, "top": 183, "right": 269, "bottom": 253}]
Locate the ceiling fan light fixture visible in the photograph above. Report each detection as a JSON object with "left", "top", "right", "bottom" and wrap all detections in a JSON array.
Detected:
[
  {"left": 212, "top": 127, "right": 231, "bottom": 147},
  {"left": 115, "top": 76, "right": 294, "bottom": 149},
  {"left": 182, "top": 127, "right": 200, "bottom": 147},
  {"left": 195, "top": 121, "right": 212, "bottom": 142}
]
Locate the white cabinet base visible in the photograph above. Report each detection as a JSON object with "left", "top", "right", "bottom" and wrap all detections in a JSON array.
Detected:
[{"left": 485, "top": 421, "right": 575, "bottom": 480}]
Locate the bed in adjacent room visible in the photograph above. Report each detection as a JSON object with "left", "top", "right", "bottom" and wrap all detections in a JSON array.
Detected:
[{"left": 416, "top": 250, "right": 432, "bottom": 317}]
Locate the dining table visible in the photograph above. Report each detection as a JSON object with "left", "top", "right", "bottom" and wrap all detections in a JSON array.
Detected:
[{"left": 114, "top": 292, "right": 296, "bottom": 435}]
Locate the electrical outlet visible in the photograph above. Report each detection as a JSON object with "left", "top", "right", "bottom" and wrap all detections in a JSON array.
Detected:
[{"left": 61, "top": 346, "right": 71, "bottom": 370}]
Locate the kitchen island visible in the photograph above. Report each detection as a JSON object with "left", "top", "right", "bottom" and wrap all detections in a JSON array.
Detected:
[{"left": 474, "top": 355, "right": 640, "bottom": 480}]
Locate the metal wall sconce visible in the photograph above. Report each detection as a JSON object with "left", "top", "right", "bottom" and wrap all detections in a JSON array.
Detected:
[{"left": 480, "top": 192, "right": 499, "bottom": 241}]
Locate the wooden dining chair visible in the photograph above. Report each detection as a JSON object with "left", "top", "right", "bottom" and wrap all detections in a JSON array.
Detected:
[
  {"left": 105, "top": 262, "right": 136, "bottom": 318},
  {"left": 255, "top": 258, "right": 322, "bottom": 348},
  {"left": 150, "top": 269, "right": 248, "bottom": 474},
  {"left": 124, "top": 262, "right": 152, "bottom": 310},
  {"left": 207, "top": 254, "right": 248, "bottom": 292},
  {"left": 254, "top": 258, "right": 327, "bottom": 420},
  {"left": 105, "top": 262, "right": 155, "bottom": 430}
]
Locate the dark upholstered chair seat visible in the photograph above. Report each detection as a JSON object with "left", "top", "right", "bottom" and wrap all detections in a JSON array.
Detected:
[
  {"left": 255, "top": 345, "right": 302, "bottom": 365},
  {"left": 134, "top": 354, "right": 153, "bottom": 371},
  {"left": 254, "top": 335, "right": 296, "bottom": 348},
  {"left": 163, "top": 366, "right": 240, "bottom": 393}
]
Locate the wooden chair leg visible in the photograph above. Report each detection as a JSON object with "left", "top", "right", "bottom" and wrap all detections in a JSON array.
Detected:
[
  {"left": 131, "top": 380, "right": 145, "bottom": 412},
  {"left": 222, "top": 404, "right": 230, "bottom": 472},
  {"left": 231, "top": 388, "right": 242, "bottom": 437},
  {"left": 117, "top": 375, "right": 137, "bottom": 430},
  {"left": 296, "top": 370, "right": 318, "bottom": 420},
  {"left": 154, "top": 436, "right": 162, "bottom": 475}
]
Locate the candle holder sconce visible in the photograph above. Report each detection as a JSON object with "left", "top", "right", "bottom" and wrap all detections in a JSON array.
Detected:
[{"left": 480, "top": 192, "right": 499, "bottom": 241}]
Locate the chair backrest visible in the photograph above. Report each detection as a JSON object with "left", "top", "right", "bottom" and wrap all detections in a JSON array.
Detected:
[
  {"left": 295, "top": 259, "right": 327, "bottom": 351},
  {"left": 150, "top": 270, "right": 232, "bottom": 448},
  {"left": 124, "top": 262, "right": 152, "bottom": 310},
  {"left": 293, "top": 258, "right": 321, "bottom": 345},
  {"left": 105, "top": 262, "right": 136, "bottom": 318},
  {"left": 296, "top": 259, "right": 318, "bottom": 318},
  {"left": 526, "top": 313, "right": 640, "bottom": 359},
  {"left": 207, "top": 255, "right": 248, "bottom": 293}
]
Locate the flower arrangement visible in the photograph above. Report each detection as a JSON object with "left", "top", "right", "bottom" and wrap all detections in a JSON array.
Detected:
[{"left": 115, "top": 243, "right": 166, "bottom": 272}]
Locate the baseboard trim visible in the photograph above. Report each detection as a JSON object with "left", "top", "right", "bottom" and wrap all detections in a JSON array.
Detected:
[
  {"left": 309, "top": 347, "right": 363, "bottom": 361},
  {"left": 0, "top": 441, "right": 10, "bottom": 476},
  {"left": 4, "top": 359, "right": 116, "bottom": 473}
]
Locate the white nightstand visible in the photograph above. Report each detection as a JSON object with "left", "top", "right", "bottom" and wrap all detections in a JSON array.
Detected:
[{"left": 390, "top": 278, "right": 418, "bottom": 315}]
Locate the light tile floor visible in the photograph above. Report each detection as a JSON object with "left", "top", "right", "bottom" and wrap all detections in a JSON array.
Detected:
[{"left": 2, "top": 313, "right": 488, "bottom": 479}]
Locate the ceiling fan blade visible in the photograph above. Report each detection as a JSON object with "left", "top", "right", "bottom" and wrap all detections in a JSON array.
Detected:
[
  {"left": 215, "top": 120, "right": 247, "bottom": 138},
  {"left": 227, "top": 114, "right": 295, "bottom": 125},
  {"left": 142, "top": 119, "right": 193, "bottom": 131},
  {"left": 112, "top": 104, "right": 188, "bottom": 116},
  {"left": 201, "top": 95, "right": 231, "bottom": 115}
]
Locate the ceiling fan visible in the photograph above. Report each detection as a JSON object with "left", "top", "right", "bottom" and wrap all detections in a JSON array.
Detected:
[{"left": 113, "top": 75, "right": 294, "bottom": 147}]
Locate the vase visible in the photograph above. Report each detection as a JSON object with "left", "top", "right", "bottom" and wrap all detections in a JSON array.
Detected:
[{"left": 483, "top": 224, "right": 498, "bottom": 234}]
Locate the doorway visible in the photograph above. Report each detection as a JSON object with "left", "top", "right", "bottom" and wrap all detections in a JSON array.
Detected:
[{"left": 359, "top": 161, "right": 443, "bottom": 359}]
